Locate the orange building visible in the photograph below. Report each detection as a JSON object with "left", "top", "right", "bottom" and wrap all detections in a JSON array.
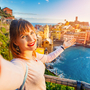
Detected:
[
  {"left": 86, "top": 30, "right": 90, "bottom": 41},
  {"left": 69, "top": 16, "right": 89, "bottom": 26},
  {"left": 42, "top": 38, "right": 53, "bottom": 53},
  {"left": 85, "top": 30, "right": 90, "bottom": 45},
  {"left": 63, "top": 34, "right": 74, "bottom": 41},
  {"left": 3, "top": 7, "right": 12, "bottom": 16},
  {"left": 75, "top": 32, "right": 87, "bottom": 45}
]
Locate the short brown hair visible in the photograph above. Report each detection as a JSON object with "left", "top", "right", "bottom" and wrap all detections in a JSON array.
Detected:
[{"left": 9, "top": 19, "right": 36, "bottom": 59}]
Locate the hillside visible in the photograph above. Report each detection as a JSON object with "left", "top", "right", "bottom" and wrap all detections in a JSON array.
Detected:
[
  {"left": 0, "top": 22, "right": 10, "bottom": 60},
  {"left": 0, "top": 7, "right": 13, "bottom": 18}
]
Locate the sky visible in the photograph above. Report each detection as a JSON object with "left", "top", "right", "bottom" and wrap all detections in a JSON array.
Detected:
[{"left": 0, "top": 0, "right": 90, "bottom": 24}]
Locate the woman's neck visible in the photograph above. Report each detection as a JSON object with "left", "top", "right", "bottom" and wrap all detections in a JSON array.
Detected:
[{"left": 20, "top": 51, "right": 34, "bottom": 60}]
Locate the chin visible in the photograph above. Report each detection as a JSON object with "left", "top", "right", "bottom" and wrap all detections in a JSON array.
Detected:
[{"left": 28, "top": 45, "right": 37, "bottom": 51}]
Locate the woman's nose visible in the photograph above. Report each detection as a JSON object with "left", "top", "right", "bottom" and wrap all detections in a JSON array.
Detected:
[{"left": 28, "top": 35, "right": 34, "bottom": 41}]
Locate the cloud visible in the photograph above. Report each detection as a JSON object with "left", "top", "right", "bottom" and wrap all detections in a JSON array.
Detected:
[
  {"left": 46, "top": 0, "right": 49, "bottom": 2},
  {"left": 11, "top": 1, "right": 13, "bottom": 3},
  {"left": 14, "top": 12, "right": 38, "bottom": 15},
  {"left": 21, "top": 1, "right": 24, "bottom": 4},
  {"left": 15, "top": 15, "right": 64, "bottom": 23},
  {"left": 25, "top": 17, "right": 63, "bottom": 23},
  {"left": 38, "top": 2, "right": 40, "bottom": 4}
]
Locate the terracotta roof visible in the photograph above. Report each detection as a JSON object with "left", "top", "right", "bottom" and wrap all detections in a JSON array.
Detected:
[{"left": 3, "top": 7, "right": 12, "bottom": 11}]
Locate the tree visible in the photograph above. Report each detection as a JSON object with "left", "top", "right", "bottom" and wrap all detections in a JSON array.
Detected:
[{"left": 0, "top": 7, "right": 1, "bottom": 10}]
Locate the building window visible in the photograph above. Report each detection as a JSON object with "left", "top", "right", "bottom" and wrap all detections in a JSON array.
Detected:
[
  {"left": 42, "top": 42, "right": 44, "bottom": 45},
  {"left": 46, "top": 42, "right": 49, "bottom": 44},
  {"left": 49, "top": 44, "right": 52, "bottom": 46}
]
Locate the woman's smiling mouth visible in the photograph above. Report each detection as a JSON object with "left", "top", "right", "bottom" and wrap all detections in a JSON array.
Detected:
[{"left": 28, "top": 41, "right": 35, "bottom": 47}]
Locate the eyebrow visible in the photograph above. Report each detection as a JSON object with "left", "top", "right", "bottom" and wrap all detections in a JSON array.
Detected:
[
  {"left": 20, "top": 30, "right": 34, "bottom": 37},
  {"left": 20, "top": 34, "right": 25, "bottom": 37}
]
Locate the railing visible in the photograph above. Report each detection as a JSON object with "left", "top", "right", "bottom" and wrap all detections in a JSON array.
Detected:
[{"left": 45, "top": 74, "right": 90, "bottom": 90}]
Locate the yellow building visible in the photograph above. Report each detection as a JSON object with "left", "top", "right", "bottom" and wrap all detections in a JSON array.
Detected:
[
  {"left": 65, "top": 21, "right": 69, "bottom": 26},
  {"left": 36, "top": 48, "right": 44, "bottom": 54},
  {"left": 54, "top": 24, "right": 61, "bottom": 30},
  {"left": 51, "top": 30, "right": 61, "bottom": 40},
  {"left": 37, "top": 35, "right": 42, "bottom": 47},
  {"left": 55, "top": 31, "right": 61, "bottom": 40},
  {"left": 37, "top": 31, "right": 44, "bottom": 39},
  {"left": 51, "top": 30, "right": 56, "bottom": 39},
  {"left": 42, "top": 38, "right": 53, "bottom": 53},
  {"left": 43, "top": 25, "right": 49, "bottom": 39},
  {"left": 36, "top": 25, "right": 53, "bottom": 53},
  {"left": 75, "top": 29, "right": 81, "bottom": 32}
]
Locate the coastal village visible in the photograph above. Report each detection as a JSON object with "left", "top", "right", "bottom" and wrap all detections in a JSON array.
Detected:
[
  {"left": 1, "top": 7, "right": 90, "bottom": 54},
  {"left": 1, "top": 7, "right": 90, "bottom": 90}
]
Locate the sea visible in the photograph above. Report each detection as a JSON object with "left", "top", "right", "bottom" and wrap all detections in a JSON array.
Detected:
[
  {"left": 47, "top": 46, "right": 90, "bottom": 84},
  {"left": 31, "top": 23, "right": 57, "bottom": 27},
  {"left": 31, "top": 23, "right": 90, "bottom": 84}
]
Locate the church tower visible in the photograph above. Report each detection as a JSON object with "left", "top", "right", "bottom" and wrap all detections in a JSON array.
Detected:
[{"left": 43, "top": 25, "right": 49, "bottom": 39}]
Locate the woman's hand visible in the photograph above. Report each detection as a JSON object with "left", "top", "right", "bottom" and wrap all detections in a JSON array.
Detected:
[{"left": 63, "top": 38, "right": 76, "bottom": 49}]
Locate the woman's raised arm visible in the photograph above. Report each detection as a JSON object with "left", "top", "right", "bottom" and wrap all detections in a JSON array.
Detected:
[
  {"left": 0, "top": 55, "right": 26, "bottom": 90},
  {"left": 37, "top": 38, "right": 76, "bottom": 63}
]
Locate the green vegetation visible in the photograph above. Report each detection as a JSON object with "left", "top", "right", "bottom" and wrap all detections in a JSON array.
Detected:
[
  {"left": 46, "top": 82, "right": 75, "bottom": 90},
  {"left": 0, "top": 26, "right": 10, "bottom": 60},
  {"left": 45, "top": 69, "right": 75, "bottom": 90},
  {"left": 45, "top": 69, "right": 57, "bottom": 76}
]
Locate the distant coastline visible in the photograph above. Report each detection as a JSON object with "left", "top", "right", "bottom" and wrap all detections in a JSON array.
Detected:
[
  {"left": 53, "top": 40, "right": 90, "bottom": 48},
  {"left": 75, "top": 44, "right": 90, "bottom": 48},
  {"left": 31, "top": 23, "right": 57, "bottom": 27}
]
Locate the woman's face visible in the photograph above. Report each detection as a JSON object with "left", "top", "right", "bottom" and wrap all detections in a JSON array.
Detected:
[{"left": 15, "top": 28, "right": 37, "bottom": 53}]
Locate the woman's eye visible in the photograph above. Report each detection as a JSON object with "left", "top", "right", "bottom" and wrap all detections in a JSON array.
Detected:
[
  {"left": 22, "top": 35, "right": 27, "bottom": 38},
  {"left": 30, "top": 31, "right": 34, "bottom": 35}
]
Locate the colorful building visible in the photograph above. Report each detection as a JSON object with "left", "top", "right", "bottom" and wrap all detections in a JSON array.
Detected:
[
  {"left": 36, "top": 48, "right": 44, "bottom": 54},
  {"left": 85, "top": 30, "right": 90, "bottom": 45},
  {"left": 37, "top": 35, "right": 42, "bottom": 47},
  {"left": 50, "top": 27, "right": 61, "bottom": 40},
  {"left": 75, "top": 32, "right": 87, "bottom": 45},
  {"left": 42, "top": 38, "right": 53, "bottom": 53},
  {"left": 63, "top": 34, "right": 74, "bottom": 41},
  {"left": 43, "top": 25, "right": 49, "bottom": 39},
  {"left": 69, "top": 16, "right": 89, "bottom": 26},
  {"left": 36, "top": 25, "right": 53, "bottom": 53},
  {"left": 3, "top": 7, "right": 12, "bottom": 16}
]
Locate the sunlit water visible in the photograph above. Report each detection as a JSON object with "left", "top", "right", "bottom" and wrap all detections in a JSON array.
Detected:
[
  {"left": 47, "top": 46, "right": 90, "bottom": 83},
  {"left": 31, "top": 23, "right": 56, "bottom": 27}
]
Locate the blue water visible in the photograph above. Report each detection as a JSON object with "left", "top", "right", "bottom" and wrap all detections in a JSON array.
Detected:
[
  {"left": 48, "top": 46, "right": 90, "bottom": 83},
  {"left": 31, "top": 23, "right": 57, "bottom": 27},
  {"left": 31, "top": 23, "right": 90, "bottom": 83}
]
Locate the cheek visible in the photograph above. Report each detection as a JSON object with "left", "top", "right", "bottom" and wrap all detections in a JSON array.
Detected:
[
  {"left": 33, "top": 34, "right": 37, "bottom": 41},
  {"left": 18, "top": 40, "right": 26, "bottom": 46}
]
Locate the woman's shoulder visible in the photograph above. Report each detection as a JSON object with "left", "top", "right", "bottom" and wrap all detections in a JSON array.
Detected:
[
  {"left": 11, "top": 58, "right": 26, "bottom": 74},
  {"left": 11, "top": 58, "right": 26, "bottom": 66}
]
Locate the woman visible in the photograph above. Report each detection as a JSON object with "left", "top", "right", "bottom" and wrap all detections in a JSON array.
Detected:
[{"left": 0, "top": 19, "right": 76, "bottom": 90}]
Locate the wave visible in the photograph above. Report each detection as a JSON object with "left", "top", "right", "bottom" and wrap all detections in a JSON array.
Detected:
[
  {"left": 86, "top": 57, "right": 90, "bottom": 59},
  {"left": 74, "top": 58, "right": 79, "bottom": 60},
  {"left": 48, "top": 67, "right": 64, "bottom": 76}
]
